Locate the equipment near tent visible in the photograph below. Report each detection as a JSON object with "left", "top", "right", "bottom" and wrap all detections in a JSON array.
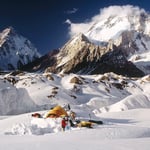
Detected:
[
  {"left": 45, "top": 105, "right": 68, "bottom": 118},
  {"left": 89, "top": 120, "right": 103, "bottom": 125},
  {"left": 31, "top": 113, "right": 42, "bottom": 118},
  {"left": 77, "top": 121, "right": 93, "bottom": 128}
]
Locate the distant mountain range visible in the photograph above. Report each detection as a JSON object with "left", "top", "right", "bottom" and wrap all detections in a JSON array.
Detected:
[{"left": 1, "top": 6, "right": 150, "bottom": 77}]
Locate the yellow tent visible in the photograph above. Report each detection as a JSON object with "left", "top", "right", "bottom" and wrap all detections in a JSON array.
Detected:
[{"left": 45, "top": 105, "right": 68, "bottom": 118}]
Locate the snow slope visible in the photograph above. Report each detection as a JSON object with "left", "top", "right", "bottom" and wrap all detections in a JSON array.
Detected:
[
  {"left": 0, "top": 72, "right": 150, "bottom": 115},
  {"left": 0, "top": 71, "right": 150, "bottom": 149},
  {"left": 0, "top": 75, "right": 37, "bottom": 115}
]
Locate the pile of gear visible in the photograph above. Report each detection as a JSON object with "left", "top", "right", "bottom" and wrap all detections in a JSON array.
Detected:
[{"left": 31, "top": 105, "right": 103, "bottom": 131}]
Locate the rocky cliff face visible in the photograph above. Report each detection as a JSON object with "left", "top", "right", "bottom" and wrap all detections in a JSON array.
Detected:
[
  {"left": 21, "top": 29, "right": 146, "bottom": 77},
  {"left": 44, "top": 33, "right": 144, "bottom": 77},
  {"left": 0, "top": 27, "right": 41, "bottom": 71}
]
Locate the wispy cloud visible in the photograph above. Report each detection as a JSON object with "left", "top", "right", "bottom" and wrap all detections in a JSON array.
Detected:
[
  {"left": 65, "top": 18, "right": 91, "bottom": 37},
  {"left": 65, "top": 8, "right": 78, "bottom": 14},
  {"left": 66, "top": 5, "right": 146, "bottom": 37},
  {"left": 65, "top": 19, "right": 72, "bottom": 24}
]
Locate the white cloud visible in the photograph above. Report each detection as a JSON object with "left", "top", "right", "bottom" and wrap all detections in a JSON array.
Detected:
[
  {"left": 65, "top": 8, "right": 78, "bottom": 14},
  {"left": 66, "top": 20, "right": 92, "bottom": 37},
  {"left": 65, "top": 19, "right": 72, "bottom": 24},
  {"left": 66, "top": 5, "right": 146, "bottom": 37},
  {"left": 96, "top": 5, "right": 145, "bottom": 21}
]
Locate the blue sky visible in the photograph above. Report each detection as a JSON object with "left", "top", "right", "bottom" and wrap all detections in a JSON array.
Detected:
[{"left": 0, "top": 0, "right": 150, "bottom": 54}]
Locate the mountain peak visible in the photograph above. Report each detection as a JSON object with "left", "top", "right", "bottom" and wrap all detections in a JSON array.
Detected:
[
  {"left": 1, "top": 26, "right": 16, "bottom": 37},
  {"left": 56, "top": 33, "right": 92, "bottom": 68},
  {"left": 0, "top": 27, "right": 41, "bottom": 71},
  {"left": 86, "top": 7, "right": 150, "bottom": 48},
  {"left": 64, "top": 33, "right": 90, "bottom": 47},
  {"left": 77, "top": 33, "right": 90, "bottom": 42},
  {"left": 0, "top": 27, "right": 17, "bottom": 46},
  {"left": 4, "top": 26, "right": 15, "bottom": 32}
]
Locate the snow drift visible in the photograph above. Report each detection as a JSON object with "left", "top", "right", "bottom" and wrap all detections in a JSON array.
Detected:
[{"left": 0, "top": 77, "right": 36, "bottom": 115}]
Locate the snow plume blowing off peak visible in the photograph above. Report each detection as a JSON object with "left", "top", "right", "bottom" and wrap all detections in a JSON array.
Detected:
[
  {"left": 66, "top": 5, "right": 147, "bottom": 39},
  {"left": 95, "top": 5, "right": 146, "bottom": 20}
]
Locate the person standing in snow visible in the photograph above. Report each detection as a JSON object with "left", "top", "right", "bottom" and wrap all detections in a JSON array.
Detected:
[
  {"left": 65, "top": 116, "right": 71, "bottom": 130},
  {"left": 61, "top": 117, "right": 67, "bottom": 131}
]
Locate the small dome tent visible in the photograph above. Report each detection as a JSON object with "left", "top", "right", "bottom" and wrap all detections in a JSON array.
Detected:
[{"left": 45, "top": 105, "right": 68, "bottom": 118}]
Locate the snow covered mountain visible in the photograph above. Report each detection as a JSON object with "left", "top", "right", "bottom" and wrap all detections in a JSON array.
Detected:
[
  {"left": 43, "top": 33, "right": 144, "bottom": 77},
  {"left": 84, "top": 6, "right": 150, "bottom": 74},
  {"left": 0, "top": 27, "right": 41, "bottom": 71},
  {"left": 85, "top": 7, "right": 149, "bottom": 44},
  {"left": 44, "top": 5, "right": 150, "bottom": 76}
]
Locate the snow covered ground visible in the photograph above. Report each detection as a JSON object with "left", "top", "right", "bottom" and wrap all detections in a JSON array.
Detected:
[
  {"left": 0, "top": 72, "right": 150, "bottom": 149},
  {"left": 0, "top": 108, "right": 150, "bottom": 150}
]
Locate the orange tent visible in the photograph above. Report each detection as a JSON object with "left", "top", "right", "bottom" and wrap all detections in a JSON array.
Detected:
[{"left": 45, "top": 105, "right": 68, "bottom": 118}]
